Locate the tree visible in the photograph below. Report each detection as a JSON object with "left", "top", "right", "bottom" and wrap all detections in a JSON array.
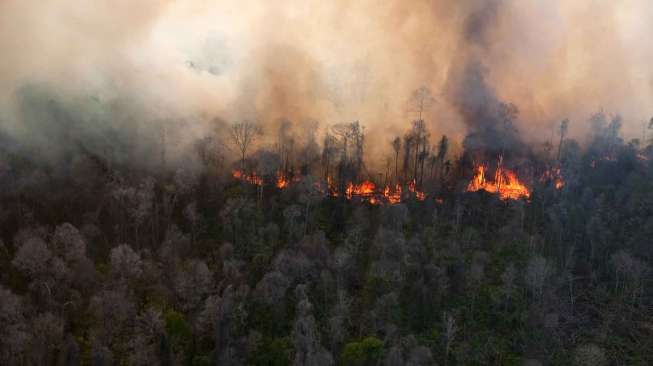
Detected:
[
  {"left": 29, "top": 312, "right": 64, "bottom": 365},
  {"left": 128, "top": 308, "right": 164, "bottom": 365},
  {"left": 298, "top": 175, "right": 325, "bottom": 235},
  {"left": 573, "top": 344, "right": 607, "bottom": 366},
  {"left": 340, "top": 337, "right": 383, "bottom": 366},
  {"left": 437, "top": 135, "right": 449, "bottom": 181},
  {"left": 0, "top": 286, "right": 29, "bottom": 364},
  {"left": 331, "top": 121, "right": 365, "bottom": 187},
  {"left": 52, "top": 223, "right": 87, "bottom": 264},
  {"left": 525, "top": 255, "right": 551, "bottom": 303},
  {"left": 291, "top": 285, "right": 333, "bottom": 366},
  {"left": 410, "top": 119, "right": 429, "bottom": 183},
  {"left": 442, "top": 311, "right": 458, "bottom": 366},
  {"left": 322, "top": 132, "right": 337, "bottom": 182},
  {"left": 408, "top": 86, "right": 435, "bottom": 122},
  {"left": 277, "top": 119, "right": 293, "bottom": 173},
  {"left": 392, "top": 137, "right": 401, "bottom": 184},
  {"left": 12, "top": 237, "right": 52, "bottom": 279},
  {"left": 109, "top": 244, "right": 143, "bottom": 283},
  {"left": 254, "top": 271, "right": 290, "bottom": 305},
  {"left": 611, "top": 250, "right": 650, "bottom": 303},
  {"left": 402, "top": 135, "right": 413, "bottom": 184},
  {"left": 230, "top": 121, "right": 261, "bottom": 171},
  {"left": 174, "top": 260, "right": 212, "bottom": 312},
  {"left": 557, "top": 119, "right": 569, "bottom": 162}
]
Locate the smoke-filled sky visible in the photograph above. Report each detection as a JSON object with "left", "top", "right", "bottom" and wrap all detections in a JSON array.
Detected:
[{"left": 1, "top": 0, "right": 652, "bottom": 161}]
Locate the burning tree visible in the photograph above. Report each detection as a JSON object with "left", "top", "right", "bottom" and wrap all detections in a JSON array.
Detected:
[{"left": 330, "top": 121, "right": 365, "bottom": 192}]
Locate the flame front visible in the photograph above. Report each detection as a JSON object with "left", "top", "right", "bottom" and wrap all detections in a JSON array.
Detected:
[
  {"left": 233, "top": 170, "right": 428, "bottom": 205},
  {"left": 384, "top": 184, "right": 402, "bottom": 204},
  {"left": 232, "top": 170, "right": 263, "bottom": 186},
  {"left": 345, "top": 180, "right": 376, "bottom": 199},
  {"left": 467, "top": 164, "right": 530, "bottom": 200}
]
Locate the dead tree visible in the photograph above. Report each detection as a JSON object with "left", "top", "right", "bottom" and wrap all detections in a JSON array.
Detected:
[
  {"left": 392, "top": 137, "right": 401, "bottom": 184},
  {"left": 402, "top": 135, "right": 413, "bottom": 185},
  {"left": 557, "top": 119, "right": 569, "bottom": 162},
  {"left": 229, "top": 121, "right": 261, "bottom": 171}
]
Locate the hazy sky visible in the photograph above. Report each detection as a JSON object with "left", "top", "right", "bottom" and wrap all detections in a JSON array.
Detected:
[{"left": 1, "top": 0, "right": 651, "bottom": 155}]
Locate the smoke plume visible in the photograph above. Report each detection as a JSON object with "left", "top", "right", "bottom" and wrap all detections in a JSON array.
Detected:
[{"left": 1, "top": 0, "right": 652, "bottom": 167}]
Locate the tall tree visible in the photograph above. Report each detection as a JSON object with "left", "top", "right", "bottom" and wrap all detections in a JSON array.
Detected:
[
  {"left": 437, "top": 135, "right": 449, "bottom": 184},
  {"left": 392, "top": 137, "right": 401, "bottom": 184},
  {"left": 229, "top": 121, "right": 261, "bottom": 171},
  {"left": 402, "top": 135, "right": 413, "bottom": 184},
  {"left": 410, "top": 119, "right": 428, "bottom": 183},
  {"left": 557, "top": 119, "right": 569, "bottom": 162}
]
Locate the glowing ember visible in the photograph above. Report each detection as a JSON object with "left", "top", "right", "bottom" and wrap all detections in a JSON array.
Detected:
[
  {"left": 406, "top": 179, "right": 427, "bottom": 200},
  {"left": 383, "top": 184, "right": 402, "bottom": 204},
  {"left": 345, "top": 180, "right": 376, "bottom": 199},
  {"left": 415, "top": 191, "right": 426, "bottom": 201},
  {"left": 232, "top": 170, "right": 263, "bottom": 186},
  {"left": 541, "top": 167, "right": 564, "bottom": 190},
  {"left": 467, "top": 161, "right": 530, "bottom": 200},
  {"left": 408, "top": 179, "right": 416, "bottom": 193},
  {"left": 276, "top": 172, "right": 289, "bottom": 189},
  {"left": 233, "top": 169, "right": 427, "bottom": 205}
]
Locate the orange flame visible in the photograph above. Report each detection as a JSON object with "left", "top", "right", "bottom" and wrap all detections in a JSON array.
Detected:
[
  {"left": 383, "top": 184, "right": 402, "bottom": 204},
  {"left": 540, "top": 167, "right": 564, "bottom": 190},
  {"left": 406, "top": 179, "right": 426, "bottom": 200},
  {"left": 467, "top": 162, "right": 530, "bottom": 200},
  {"left": 233, "top": 169, "right": 429, "bottom": 205},
  {"left": 276, "top": 172, "right": 289, "bottom": 189},
  {"left": 345, "top": 180, "right": 376, "bottom": 199},
  {"left": 232, "top": 170, "right": 262, "bottom": 186}
]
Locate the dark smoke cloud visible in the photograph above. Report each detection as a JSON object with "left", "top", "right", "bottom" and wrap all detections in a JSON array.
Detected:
[{"left": 444, "top": 0, "right": 528, "bottom": 159}]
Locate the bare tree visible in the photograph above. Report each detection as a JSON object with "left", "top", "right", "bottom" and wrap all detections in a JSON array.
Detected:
[
  {"left": 557, "top": 119, "right": 569, "bottom": 162},
  {"left": 392, "top": 137, "right": 401, "bottom": 184},
  {"left": 409, "top": 86, "right": 435, "bottom": 122},
  {"left": 331, "top": 121, "right": 365, "bottom": 188},
  {"left": 402, "top": 135, "right": 413, "bottom": 184},
  {"left": 229, "top": 121, "right": 261, "bottom": 171},
  {"left": 322, "top": 132, "right": 337, "bottom": 182},
  {"left": 437, "top": 135, "right": 449, "bottom": 179}
]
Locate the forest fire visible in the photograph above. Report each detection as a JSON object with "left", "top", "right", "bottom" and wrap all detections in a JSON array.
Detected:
[
  {"left": 232, "top": 170, "right": 262, "bottom": 186},
  {"left": 232, "top": 170, "right": 426, "bottom": 205},
  {"left": 345, "top": 181, "right": 376, "bottom": 199},
  {"left": 276, "top": 172, "right": 289, "bottom": 189},
  {"left": 466, "top": 163, "right": 530, "bottom": 200},
  {"left": 407, "top": 179, "right": 426, "bottom": 201},
  {"left": 541, "top": 167, "right": 565, "bottom": 189},
  {"left": 383, "top": 184, "right": 402, "bottom": 204}
]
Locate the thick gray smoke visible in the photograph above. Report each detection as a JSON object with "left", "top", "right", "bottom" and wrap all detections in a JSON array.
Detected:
[
  {"left": 444, "top": 0, "right": 528, "bottom": 158},
  {"left": 0, "top": 0, "right": 651, "bottom": 168}
]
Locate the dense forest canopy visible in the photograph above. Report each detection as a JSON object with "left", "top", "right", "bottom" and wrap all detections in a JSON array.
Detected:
[{"left": 1, "top": 91, "right": 652, "bottom": 364}]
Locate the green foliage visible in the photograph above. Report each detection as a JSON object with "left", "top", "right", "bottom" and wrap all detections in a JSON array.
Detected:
[
  {"left": 340, "top": 337, "right": 384, "bottom": 366},
  {"left": 165, "top": 310, "right": 192, "bottom": 353}
]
